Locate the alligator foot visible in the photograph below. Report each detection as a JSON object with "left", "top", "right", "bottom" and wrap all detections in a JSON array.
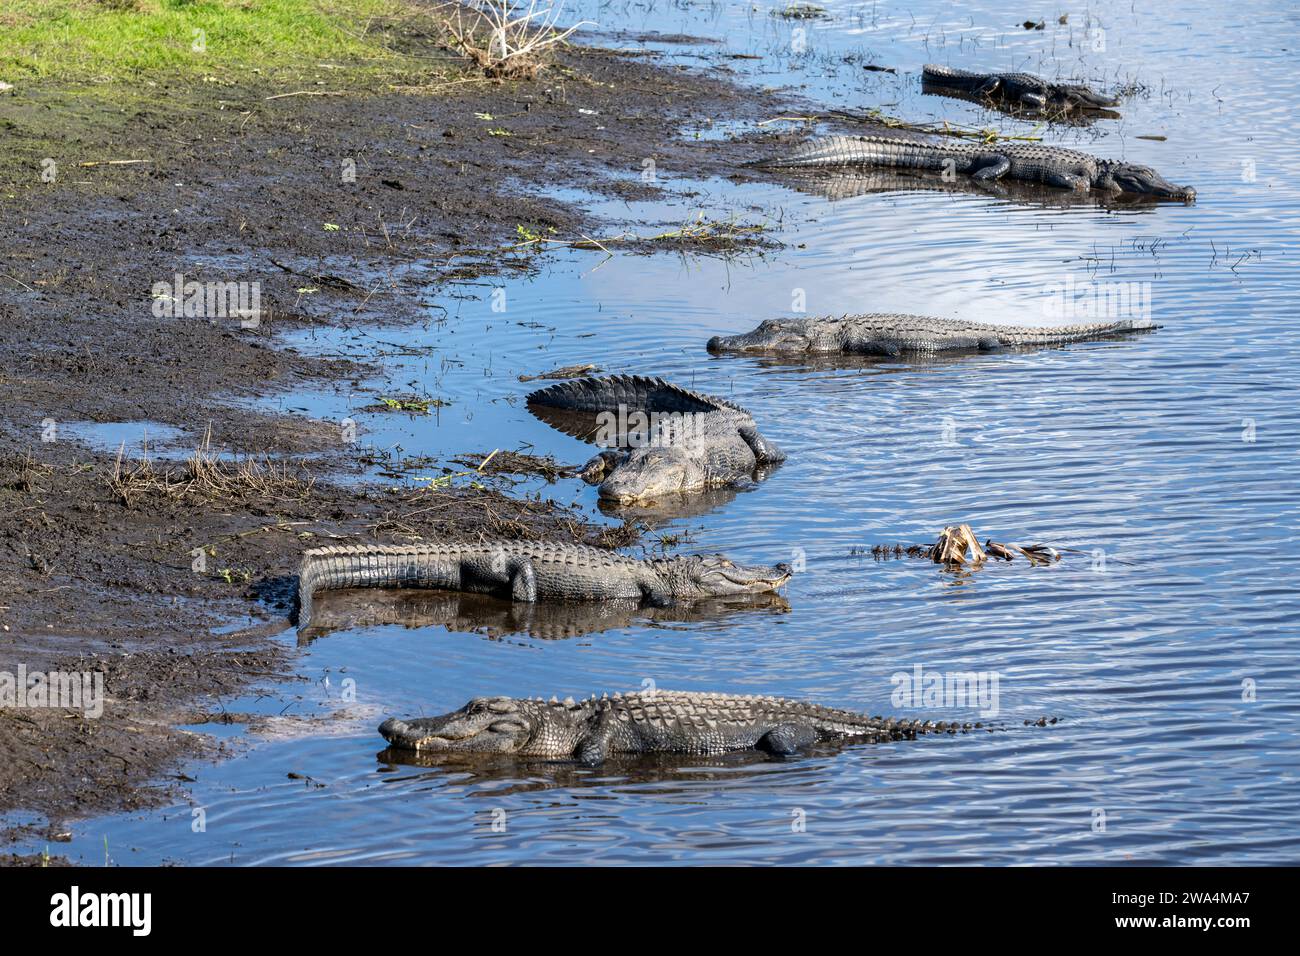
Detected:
[{"left": 575, "top": 450, "right": 625, "bottom": 485}]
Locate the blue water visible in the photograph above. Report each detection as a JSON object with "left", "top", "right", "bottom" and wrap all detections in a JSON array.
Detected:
[{"left": 33, "top": 0, "right": 1300, "bottom": 864}]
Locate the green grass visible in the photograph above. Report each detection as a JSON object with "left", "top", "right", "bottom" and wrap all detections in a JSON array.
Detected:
[{"left": 0, "top": 0, "right": 435, "bottom": 81}]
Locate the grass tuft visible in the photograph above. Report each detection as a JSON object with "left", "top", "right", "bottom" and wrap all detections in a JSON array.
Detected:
[
  {"left": 109, "top": 430, "right": 315, "bottom": 506},
  {"left": 0, "top": 0, "right": 433, "bottom": 81}
]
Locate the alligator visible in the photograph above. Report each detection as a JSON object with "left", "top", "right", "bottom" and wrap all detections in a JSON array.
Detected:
[
  {"left": 526, "top": 374, "right": 785, "bottom": 503},
  {"left": 922, "top": 64, "right": 1120, "bottom": 111},
  {"left": 296, "top": 541, "right": 791, "bottom": 632},
  {"left": 378, "top": 689, "right": 1056, "bottom": 763},
  {"left": 755, "top": 135, "right": 1195, "bottom": 200},
  {"left": 299, "top": 586, "right": 789, "bottom": 643},
  {"left": 707, "top": 313, "right": 1157, "bottom": 357}
]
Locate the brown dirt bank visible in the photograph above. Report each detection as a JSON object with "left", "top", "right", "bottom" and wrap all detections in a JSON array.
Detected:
[{"left": 0, "top": 29, "right": 804, "bottom": 855}]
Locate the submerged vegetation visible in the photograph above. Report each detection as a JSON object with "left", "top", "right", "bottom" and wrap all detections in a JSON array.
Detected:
[
  {"left": 771, "top": 3, "right": 828, "bottom": 20},
  {"left": 511, "top": 213, "right": 778, "bottom": 257}
]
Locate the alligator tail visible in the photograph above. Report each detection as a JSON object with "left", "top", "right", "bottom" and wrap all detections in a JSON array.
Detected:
[
  {"left": 750, "top": 135, "right": 870, "bottom": 169},
  {"left": 751, "top": 135, "right": 926, "bottom": 170},
  {"left": 999, "top": 318, "right": 1158, "bottom": 346},
  {"left": 526, "top": 374, "right": 748, "bottom": 441},
  {"left": 921, "top": 64, "right": 983, "bottom": 86},
  {"left": 297, "top": 544, "right": 452, "bottom": 631},
  {"left": 870, "top": 714, "right": 1058, "bottom": 738}
]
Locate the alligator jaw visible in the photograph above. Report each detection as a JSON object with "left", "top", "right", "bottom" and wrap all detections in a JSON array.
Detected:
[{"left": 378, "top": 717, "right": 435, "bottom": 750}]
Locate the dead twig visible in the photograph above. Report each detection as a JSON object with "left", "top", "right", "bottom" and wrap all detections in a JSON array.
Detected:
[{"left": 264, "top": 90, "right": 346, "bottom": 101}]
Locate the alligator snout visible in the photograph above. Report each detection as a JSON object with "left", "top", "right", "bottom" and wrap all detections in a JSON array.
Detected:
[{"left": 378, "top": 717, "right": 417, "bottom": 747}]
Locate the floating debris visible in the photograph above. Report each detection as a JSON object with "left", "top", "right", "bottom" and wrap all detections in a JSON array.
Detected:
[
  {"left": 773, "top": 4, "right": 830, "bottom": 20},
  {"left": 831, "top": 107, "right": 1045, "bottom": 144},
  {"left": 511, "top": 214, "right": 775, "bottom": 257},
  {"left": 930, "top": 523, "right": 986, "bottom": 566},
  {"left": 450, "top": 449, "right": 570, "bottom": 481},
  {"left": 865, "top": 523, "right": 1064, "bottom": 569},
  {"left": 518, "top": 363, "right": 602, "bottom": 383},
  {"left": 367, "top": 396, "right": 451, "bottom": 414},
  {"left": 986, "top": 542, "right": 1061, "bottom": 566}
]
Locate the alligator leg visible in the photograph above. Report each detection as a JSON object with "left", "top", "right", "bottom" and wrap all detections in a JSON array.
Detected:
[
  {"left": 1019, "top": 90, "right": 1048, "bottom": 110},
  {"left": 974, "top": 77, "right": 1002, "bottom": 98},
  {"left": 575, "top": 710, "right": 618, "bottom": 765},
  {"left": 970, "top": 154, "right": 1012, "bottom": 182},
  {"left": 640, "top": 586, "right": 674, "bottom": 608},
  {"left": 756, "top": 723, "right": 819, "bottom": 756},
  {"left": 576, "top": 450, "right": 625, "bottom": 485},
  {"left": 737, "top": 425, "right": 787, "bottom": 464},
  {"left": 1044, "top": 169, "right": 1089, "bottom": 191},
  {"left": 465, "top": 553, "right": 539, "bottom": 601},
  {"left": 507, "top": 556, "right": 538, "bottom": 602},
  {"left": 844, "top": 338, "right": 902, "bottom": 356}
]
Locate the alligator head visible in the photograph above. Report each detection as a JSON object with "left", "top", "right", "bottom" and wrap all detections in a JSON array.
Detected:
[
  {"left": 1045, "top": 84, "right": 1120, "bottom": 110},
  {"left": 379, "top": 696, "right": 542, "bottom": 753},
  {"left": 708, "top": 318, "right": 829, "bottom": 353},
  {"left": 1095, "top": 161, "right": 1195, "bottom": 201},
  {"left": 670, "top": 553, "right": 793, "bottom": 597},
  {"left": 585, "top": 444, "right": 707, "bottom": 503}
]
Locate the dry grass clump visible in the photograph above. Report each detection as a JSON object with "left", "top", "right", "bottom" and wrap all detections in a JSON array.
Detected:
[
  {"left": 437, "top": 0, "right": 589, "bottom": 80},
  {"left": 0, "top": 451, "right": 51, "bottom": 494},
  {"left": 451, "top": 449, "right": 568, "bottom": 481},
  {"left": 109, "top": 432, "right": 314, "bottom": 507}
]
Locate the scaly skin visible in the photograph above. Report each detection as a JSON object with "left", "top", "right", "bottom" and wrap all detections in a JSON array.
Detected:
[
  {"left": 526, "top": 375, "right": 785, "bottom": 503},
  {"left": 922, "top": 64, "right": 1120, "bottom": 111},
  {"left": 296, "top": 541, "right": 792, "bottom": 632},
  {"left": 378, "top": 690, "right": 1055, "bottom": 764},
  {"left": 757, "top": 135, "right": 1195, "bottom": 200},
  {"left": 707, "top": 313, "right": 1158, "bottom": 356}
]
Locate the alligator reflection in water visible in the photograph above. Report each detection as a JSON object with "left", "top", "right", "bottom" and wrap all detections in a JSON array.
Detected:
[
  {"left": 298, "top": 586, "right": 790, "bottom": 643},
  {"left": 592, "top": 480, "right": 770, "bottom": 525},
  {"left": 704, "top": 340, "right": 1143, "bottom": 376},
  {"left": 778, "top": 168, "right": 1175, "bottom": 209},
  {"left": 375, "top": 744, "right": 802, "bottom": 789}
]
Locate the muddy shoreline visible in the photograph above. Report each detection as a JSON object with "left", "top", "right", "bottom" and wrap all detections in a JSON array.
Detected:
[{"left": 0, "top": 31, "right": 813, "bottom": 852}]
